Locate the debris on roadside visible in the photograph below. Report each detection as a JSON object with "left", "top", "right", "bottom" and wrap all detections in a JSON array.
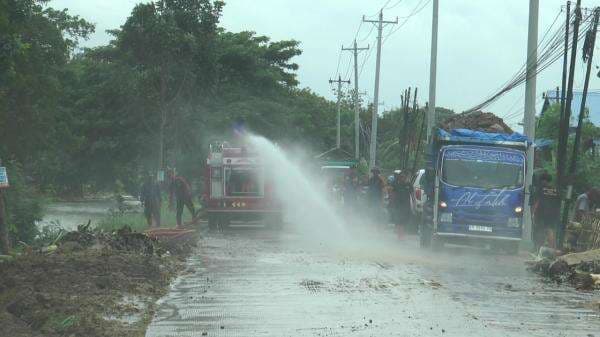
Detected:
[
  {"left": 0, "top": 224, "right": 197, "bottom": 337},
  {"left": 527, "top": 248, "right": 600, "bottom": 290},
  {"left": 420, "top": 279, "right": 442, "bottom": 289}
]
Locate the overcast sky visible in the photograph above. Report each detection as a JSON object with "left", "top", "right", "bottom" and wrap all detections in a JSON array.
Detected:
[{"left": 51, "top": 0, "right": 600, "bottom": 130}]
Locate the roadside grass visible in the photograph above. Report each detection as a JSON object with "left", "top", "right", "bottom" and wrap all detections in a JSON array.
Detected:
[{"left": 96, "top": 201, "right": 195, "bottom": 232}]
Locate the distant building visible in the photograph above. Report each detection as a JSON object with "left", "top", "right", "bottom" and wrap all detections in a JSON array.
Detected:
[{"left": 544, "top": 89, "right": 600, "bottom": 126}]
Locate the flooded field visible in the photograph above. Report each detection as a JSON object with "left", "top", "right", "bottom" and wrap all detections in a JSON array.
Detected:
[{"left": 39, "top": 200, "right": 115, "bottom": 231}]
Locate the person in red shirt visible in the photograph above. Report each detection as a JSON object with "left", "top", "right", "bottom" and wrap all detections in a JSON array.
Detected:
[{"left": 167, "top": 169, "right": 196, "bottom": 228}]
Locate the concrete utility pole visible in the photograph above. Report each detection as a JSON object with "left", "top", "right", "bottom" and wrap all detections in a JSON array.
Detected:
[
  {"left": 557, "top": 1, "right": 571, "bottom": 191},
  {"left": 363, "top": 10, "right": 397, "bottom": 169},
  {"left": 329, "top": 75, "right": 350, "bottom": 149},
  {"left": 569, "top": 8, "right": 599, "bottom": 176},
  {"left": 558, "top": 0, "right": 582, "bottom": 248},
  {"left": 342, "top": 40, "right": 369, "bottom": 159},
  {"left": 427, "top": 0, "right": 439, "bottom": 143},
  {"left": 522, "top": 0, "right": 539, "bottom": 245}
]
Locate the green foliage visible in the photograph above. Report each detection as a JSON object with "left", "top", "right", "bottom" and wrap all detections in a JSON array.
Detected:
[
  {"left": 536, "top": 103, "right": 600, "bottom": 192},
  {"left": 3, "top": 160, "right": 45, "bottom": 243}
]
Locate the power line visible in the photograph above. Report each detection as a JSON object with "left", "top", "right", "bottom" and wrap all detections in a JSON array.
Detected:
[
  {"left": 465, "top": 9, "right": 594, "bottom": 113},
  {"left": 334, "top": 49, "right": 343, "bottom": 78},
  {"left": 358, "top": 37, "right": 376, "bottom": 78},
  {"left": 382, "top": 0, "right": 432, "bottom": 45},
  {"left": 384, "top": 0, "right": 405, "bottom": 10},
  {"left": 357, "top": 23, "right": 375, "bottom": 43}
]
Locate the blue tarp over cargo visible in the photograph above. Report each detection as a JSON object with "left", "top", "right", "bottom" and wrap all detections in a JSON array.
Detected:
[{"left": 437, "top": 128, "right": 529, "bottom": 144}]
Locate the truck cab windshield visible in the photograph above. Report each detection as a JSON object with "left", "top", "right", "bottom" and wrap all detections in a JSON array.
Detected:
[{"left": 442, "top": 158, "right": 524, "bottom": 189}]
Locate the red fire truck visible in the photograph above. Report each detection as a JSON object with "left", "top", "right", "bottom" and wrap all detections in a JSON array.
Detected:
[{"left": 204, "top": 141, "right": 282, "bottom": 229}]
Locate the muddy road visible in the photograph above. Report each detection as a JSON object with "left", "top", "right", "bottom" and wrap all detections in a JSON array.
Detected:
[{"left": 146, "top": 225, "right": 600, "bottom": 337}]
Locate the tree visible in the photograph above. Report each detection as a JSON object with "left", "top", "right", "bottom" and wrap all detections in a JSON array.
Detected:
[
  {"left": 0, "top": 0, "right": 93, "bottom": 246},
  {"left": 115, "top": 0, "right": 224, "bottom": 170}
]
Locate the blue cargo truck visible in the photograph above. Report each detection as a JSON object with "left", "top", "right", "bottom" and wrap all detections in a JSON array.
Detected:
[{"left": 420, "top": 129, "right": 529, "bottom": 253}]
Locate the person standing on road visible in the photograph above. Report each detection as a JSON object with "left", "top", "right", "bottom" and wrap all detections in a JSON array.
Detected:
[
  {"left": 532, "top": 172, "right": 559, "bottom": 249},
  {"left": 343, "top": 166, "right": 359, "bottom": 210},
  {"left": 573, "top": 188, "right": 600, "bottom": 222},
  {"left": 367, "top": 168, "right": 385, "bottom": 225},
  {"left": 391, "top": 170, "right": 412, "bottom": 239},
  {"left": 168, "top": 169, "right": 196, "bottom": 228},
  {"left": 140, "top": 173, "right": 162, "bottom": 228}
]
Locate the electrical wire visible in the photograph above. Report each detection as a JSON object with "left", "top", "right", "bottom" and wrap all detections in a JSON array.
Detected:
[
  {"left": 465, "top": 9, "right": 593, "bottom": 113},
  {"left": 382, "top": 0, "right": 431, "bottom": 45},
  {"left": 358, "top": 37, "right": 377, "bottom": 78},
  {"left": 343, "top": 53, "right": 353, "bottom": 81},
  {"left": 357, "top": 23, "right": 375, "bottom": 43},
  {"left": 383, "top": 0, "right": 405, "bottom": 10},
  {"left": 334, "top": 49, "right": 343, "bottom": 78}
]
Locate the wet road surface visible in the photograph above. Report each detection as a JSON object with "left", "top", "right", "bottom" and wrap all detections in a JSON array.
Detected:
[{"left": 146, "top": 225, "right": 600, "bottom": 337}]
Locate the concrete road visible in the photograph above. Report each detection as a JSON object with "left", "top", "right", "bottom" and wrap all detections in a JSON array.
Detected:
[{"left": 146, "top": 225, "right": 600, "bottom": 337}]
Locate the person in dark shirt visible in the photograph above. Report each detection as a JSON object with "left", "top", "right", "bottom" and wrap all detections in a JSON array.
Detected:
[
  {"left": 533, "top": 172, "right": 560, "bottom": 248},
  {"left": 367, "top": 168, "right": 385, "bottom": 224},
  {"left": 167, "top": 169, "right": 196, "bottom": 228},
  {"left": 140, "top": 173, "right": 161, "bottom": 228},
  {"left": 390, "top": 170, "right": 412, "bottom": 238},
  {"left": 343, "top": 166, "right": 359, "bottom": 209}
]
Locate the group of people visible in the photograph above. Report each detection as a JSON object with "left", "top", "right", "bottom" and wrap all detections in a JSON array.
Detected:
[
  {"left": 532, "top": 170, "right": 600, "bottom": 249},
  {"left": 140, "top": 169, "right": 197, "bottom": 229},
  {"left": 338, "top": 167, "right": 413, "bottom": 234}
]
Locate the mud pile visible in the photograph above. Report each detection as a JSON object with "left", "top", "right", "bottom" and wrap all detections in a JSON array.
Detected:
[
  {"left": 0, "top": 226, "right": 197, "bottom": 337},
  {"left": 441, "top": 111, "right": 514, "bottom": 133},
  {"left": 527, "top": 248, "right": 600, "bottom": 290}
]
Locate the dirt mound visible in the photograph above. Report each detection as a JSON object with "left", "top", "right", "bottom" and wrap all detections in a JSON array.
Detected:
[
  {"left": 441, "top": 111, "right": 513, "bottom": 133},
  {"left": 0, "top": 226, "right": 198, "bottom": 337}
]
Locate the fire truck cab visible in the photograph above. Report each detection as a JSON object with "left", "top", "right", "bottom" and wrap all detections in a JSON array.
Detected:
[{"left": 204, "top": 141, "right": 282, "bottom": 229}]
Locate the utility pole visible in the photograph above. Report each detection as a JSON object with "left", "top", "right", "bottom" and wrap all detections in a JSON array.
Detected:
[
  {"left": 557, "top": 0, "right": 571, "bottom": 191},
  {"left": 401, "top": 87, "right": 411, "bottom": 168},
  {"left": 427, "top": 0, "right": 439, "bottom": 143},
  {"left": 412, "top": 104, "right": 427, "bottom": 174},
  {"left": 522, "top": 0, "right": 539, "bottom": 245},
  {"left": 342, "top": 40, "right": 369, "bottom": 159},
  {"left": 558, "top": 0, "right": 582, "bottom": 248},
  {"left": 329, "top": 75, "right": 350, "bottom": 149},
  {"left": 561, "top": 8, "right": 600, "bottom": 246},
  {"left": 363, "top": 10, "right": 397, "bottom": 169},
  {"left": 569, "top": 8, "right": 598, "bottom": 174},
  {"left": 0, "top": 159, "right": 8, "bottom": 255}
]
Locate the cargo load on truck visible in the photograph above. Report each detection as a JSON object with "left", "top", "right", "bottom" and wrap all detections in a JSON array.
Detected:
[{"left": 440, "top": 111, "right": 514, "bottom": 134}]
